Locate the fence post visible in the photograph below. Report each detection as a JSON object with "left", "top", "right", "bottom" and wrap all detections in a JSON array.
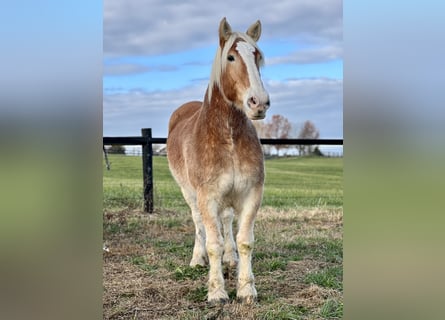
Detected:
[{"left": 142, "top": 128, "right": 154, "bottom": 213}]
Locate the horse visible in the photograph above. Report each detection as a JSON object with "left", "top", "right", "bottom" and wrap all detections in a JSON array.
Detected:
[{"left": 167, "top": 17, "right": 270, "bottom": 304}]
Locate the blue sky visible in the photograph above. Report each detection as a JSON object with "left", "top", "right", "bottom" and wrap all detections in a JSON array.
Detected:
[
  {"left": 104, "top": 47, "right": 342, "bottom": 93},
  {"left": 104, "top": 0, "right": 343, "bottom": 151}
]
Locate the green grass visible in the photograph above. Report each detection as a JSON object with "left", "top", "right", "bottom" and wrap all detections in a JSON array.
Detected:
[
  {"left": 103, "top": 155, "right": 343, "bottom": 211},
  {"left": 129, "top": 255, "right": 158, "bottom": 273},
  {"left": 283, "top": 238, "right": 343, "bottom": 264},
  {"left": 264, "top": 157, "right": 343, "bottom": 207},
  {"left": 320, "top": 299, "right": 343, "bottom": 318},
  {"left": 305, "top": 266, "right": 343, "bottom": 290},
  {"left": 258, "top": 304, "right": 309, "bottom": 319},
  {"left": 173, "top": 265, "right": 208, "bottom": 281}
]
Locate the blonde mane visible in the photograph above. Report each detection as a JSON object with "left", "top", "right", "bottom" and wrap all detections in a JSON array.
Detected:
[{"left": 208, "top": 32, "right": 264, "bottom": 103}]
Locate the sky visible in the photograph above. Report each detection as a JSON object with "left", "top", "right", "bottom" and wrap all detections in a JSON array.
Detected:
[{"left": 103, "top": 0, "right": 343, "bottom": 149}]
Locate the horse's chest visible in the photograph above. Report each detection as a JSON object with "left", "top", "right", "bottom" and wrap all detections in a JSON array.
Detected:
[{"left": 191, "top": 134, "right": 263, "bottom": 192}]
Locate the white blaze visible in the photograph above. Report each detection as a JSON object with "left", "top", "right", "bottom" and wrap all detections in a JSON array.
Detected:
[{"left": 235, "top": 41, "right": 268, "bottom": 106}]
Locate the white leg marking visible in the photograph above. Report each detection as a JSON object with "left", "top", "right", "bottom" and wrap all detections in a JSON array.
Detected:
[
  {"left": 199, "top": 197, "right": 229, "bottom": 303},
  {"left": 235, "top": 188, "right": 262, "bottom": 303}
]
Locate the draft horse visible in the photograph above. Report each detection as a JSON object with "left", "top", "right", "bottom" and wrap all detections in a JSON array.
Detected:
[{"left": 167, "top": 17, "right": 270, "bottom": 304}]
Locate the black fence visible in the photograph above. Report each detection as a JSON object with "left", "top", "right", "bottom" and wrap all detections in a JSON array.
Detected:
[{"left": 103, "top": 128, "right": 343, "bottom": 213}]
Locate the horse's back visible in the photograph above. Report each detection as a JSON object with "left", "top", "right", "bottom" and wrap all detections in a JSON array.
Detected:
[{"left": 168, "top": 101, "right": 202, "bottom": 134}]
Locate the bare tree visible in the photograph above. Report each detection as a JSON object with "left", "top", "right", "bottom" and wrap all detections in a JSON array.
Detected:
[
  {"left": 265, "top": 114, "right": 292, "bottom": 155},
  {"left": 297, "top": 121, "right": 320, "bottom": 156}
]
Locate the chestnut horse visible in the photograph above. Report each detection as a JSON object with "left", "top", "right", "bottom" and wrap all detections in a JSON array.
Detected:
[{"left": 167, "top": 17, "right": 270, "bottom": 304}]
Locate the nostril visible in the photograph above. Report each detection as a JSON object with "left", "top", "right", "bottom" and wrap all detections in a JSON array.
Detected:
[{"left": 249, "top": 96, "right": 258, "bottom": 107}]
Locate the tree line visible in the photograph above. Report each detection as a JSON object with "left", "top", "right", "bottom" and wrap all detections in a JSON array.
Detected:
[{"left": 253, "top": 114, "right": 322, "bottom": 156}]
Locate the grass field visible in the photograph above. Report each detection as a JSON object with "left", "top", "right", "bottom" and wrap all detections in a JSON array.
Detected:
[
  {"left": 103, "top": 155, "right": 343, "bottom": 210},
  {"left": 103, "top": 155, "right": 343, "bottom": 319}
]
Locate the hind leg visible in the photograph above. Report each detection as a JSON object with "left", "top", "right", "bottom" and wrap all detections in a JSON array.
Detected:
[
  {"left": 181, "top": 187, "right": 207, "bottom": 267},
  {"left": 190, "top": 209, "right": 208, "bottom": 267},
  {"left": 222, "top": 208, "right": 238, "bottom": 267}
]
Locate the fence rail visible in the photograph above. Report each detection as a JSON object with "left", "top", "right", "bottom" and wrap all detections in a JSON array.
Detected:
[{"left": 103, "top": 128, "right": 343, "bottom": 213}]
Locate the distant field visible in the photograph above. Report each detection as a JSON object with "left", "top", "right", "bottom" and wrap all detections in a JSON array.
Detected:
[{"left": 103, "top": 155, "right": 343, "bottom": 211}]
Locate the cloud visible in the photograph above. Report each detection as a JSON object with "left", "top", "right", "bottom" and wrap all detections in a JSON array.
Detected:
[
  {"left": 104, "top": 0, "right": 342, "bottom": 57},
  {"left": 103, "top": 83, "right": 207, "bottom": 136},
  {"left": 103, "top": 62, "right": 178, "bottom": 76},
  {"left": 103, "top": 63, "right": 150, "bottom": 76},
  {"left": 267, "top": 45, "right": 343, "bottom": 65},
  {"left": 265, "top": 78, "right": 343, "bottom": 137}
]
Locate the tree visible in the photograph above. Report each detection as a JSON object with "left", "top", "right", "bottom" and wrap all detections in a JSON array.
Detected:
[
  {"left": 297, "top": 121, "right": 320, "bottom": 156},
  {"left": 312, "top": 146, "right": 324, "bottom": 157},
  {"left": 265, "top": 114, "right": 292, "bottom": 155},
  {"left": 107, "top": 144, "right": 126, "bottom": 155}
]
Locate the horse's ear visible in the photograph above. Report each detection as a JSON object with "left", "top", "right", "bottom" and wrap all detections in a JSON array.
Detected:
[
  {"left": 219, "top": 17, "right": 232, "bottom": 47},
  {"left": 246, "top": 20, "right": 262, "bottom": 42}
]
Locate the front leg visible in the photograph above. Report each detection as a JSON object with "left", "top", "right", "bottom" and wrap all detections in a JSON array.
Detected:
[
  {"left": 236, "top": 230, "right": 257, "bottom": 304},
  {"left": 235, "top": 188, "right": 262, "bottom": 304},
  {"left": 198, "top": 195, "right": 229, "bottom": 304}
]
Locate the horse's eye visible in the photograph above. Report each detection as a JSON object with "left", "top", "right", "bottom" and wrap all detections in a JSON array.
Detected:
[{"left": 227, "top": 55, "right": 235, "bottom": 62}]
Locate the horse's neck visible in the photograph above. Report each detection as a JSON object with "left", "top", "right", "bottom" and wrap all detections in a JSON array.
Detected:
[{"left": 199, "top": 85, "right": 248, "bottom": 140}]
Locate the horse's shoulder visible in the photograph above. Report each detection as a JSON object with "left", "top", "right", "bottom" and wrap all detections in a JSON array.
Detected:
[{"left": 168, "top": 101, "right": 202, "bottom": 133}]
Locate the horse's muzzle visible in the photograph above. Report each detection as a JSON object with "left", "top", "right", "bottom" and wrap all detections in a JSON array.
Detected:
[{"left": 247, "top": 95, "right": 270, "bottom": 120}]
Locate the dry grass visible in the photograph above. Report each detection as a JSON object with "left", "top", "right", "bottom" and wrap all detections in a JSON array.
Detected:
[{"left": 103, "top": 207, "right": 343, "bottom": 319}]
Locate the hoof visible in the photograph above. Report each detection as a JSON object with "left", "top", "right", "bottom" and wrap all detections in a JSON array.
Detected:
[
  {"left": 208, "top": 297, "right": 229, "bottom": 306},
  {"left": 222, "top": 258, "right": 238, "bottom": 269},
  {"left": 222, "top": 251, "right": 238, "bottom": 268},
  {"left": 237, "top": 282, "right": 257, "bottom": 304},
  {"left": 236, "top": 295, "right": 257, "bottom": 305},
  {"left": 208, "top": 289, "right": 229, "bottom": 305},
  {"left": 190, "top": 257, "right": 208, "bottom": 267}
]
